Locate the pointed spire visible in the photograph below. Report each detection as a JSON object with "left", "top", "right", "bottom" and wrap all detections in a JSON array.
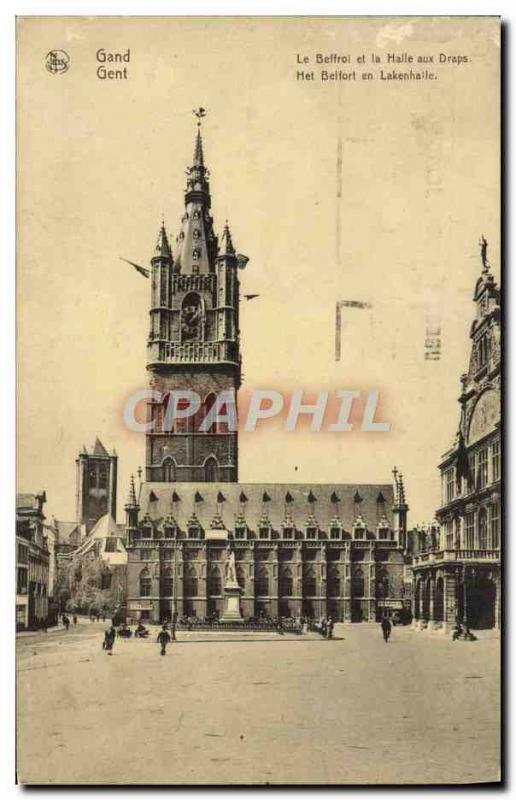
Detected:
[
  {"left": 221, "top": 221, "right": 235, "bottom": 256},
  {"left": 398, "top": 473, "right": 406, "bottom": 505},
  {"left": 193, "top": 127, "right": 205, "bottom": 168},
  {"left": 154, "top": 221, "right": 172, "bottom": 260},
  {"left": 93, "top": 437, "right": 109, "bottom": 457},
  {"left": 126, "top": 474, "right": 137, "bottom": 507},
  {"left": 175, "top": 111, "right": 217, "bottom": 274}
]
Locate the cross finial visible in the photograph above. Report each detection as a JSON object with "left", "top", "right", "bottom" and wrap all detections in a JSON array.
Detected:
[{"left": 193, "top": 107, "right": 207, "bottom": 127}]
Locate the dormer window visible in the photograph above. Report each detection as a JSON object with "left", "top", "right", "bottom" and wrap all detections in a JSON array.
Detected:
[
  {"left": 259, "top": 527, "right": 270, "bottom": 540},
  {"left": 142, "top": 525, "right": 153, "bottom": 539},
  {"left": 164, "top": 525, "right": 176, "bottom": 539},
  {"left": 306, "top": 527, "right": 317, "bottom": 540},
  {"left": 330, "top": 527, "right": 341, "bottom": 540},
  {"left": 235, "top": 527, "right": 246, "bottom": 540},
  {"left": 353, "top": 526, "right": 365, "bottom": 540},
  {"left": 283, "top": 527, "right": 294, "bottom": 540}
]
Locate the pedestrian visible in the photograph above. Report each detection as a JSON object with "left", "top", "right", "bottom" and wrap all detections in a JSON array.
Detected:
[
  {"left": 381, "top": 615, "right": 392, "bottom": 643},
  {"left": 327, "top": 616, "right": 334, "bottom": 640},
  {"left": 320, "top": 618, "right": 327, "bottom": 638},
  {"left": 73, "top": 615, "right": 78, "bottom": 625},
  {"left": 96, "top": 613, "right": 100, "bottom": 623},
  {"left": 157, "top": 624, "right": 171, "bottom": 656},
  {"left": 63, "top": 615, "right": 70, "bottom": 631},
  {"left": 102, "top": 614, "right": 106, "bottom": 623},
  {"left": 103, "top": 625, "right": 116, "bottom": 655}
]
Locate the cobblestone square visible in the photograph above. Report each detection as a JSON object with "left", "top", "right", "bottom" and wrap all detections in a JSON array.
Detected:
[{"left": 16, "top": 621, "right": 500, "bottom": 785}]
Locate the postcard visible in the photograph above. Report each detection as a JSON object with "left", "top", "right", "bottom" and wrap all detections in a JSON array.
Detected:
[{"left": 16, "top": 16, "right": 501, "bottom": 785}]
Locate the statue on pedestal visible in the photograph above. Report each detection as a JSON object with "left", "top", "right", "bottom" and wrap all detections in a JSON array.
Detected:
[
  {"left": 220, "top": 544, "right": 244, "bottom": 623},
  {"left": 224, "top": 546, "right": 239, "bottom": 588}
]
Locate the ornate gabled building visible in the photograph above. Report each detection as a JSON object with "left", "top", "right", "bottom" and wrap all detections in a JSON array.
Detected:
[
  {"left": 146, "top": 116, "right": 242, "bottom": 484},
  {"left": 125, "top": 476, "right": 409, "bottom": 624},
  {"left": 410, "top": 240, "right": 501, "bottom": 631}
]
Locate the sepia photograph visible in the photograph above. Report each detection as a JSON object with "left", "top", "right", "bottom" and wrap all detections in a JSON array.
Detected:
[{"left": 14, "top": 15, "right": 501, "bottom": 785}]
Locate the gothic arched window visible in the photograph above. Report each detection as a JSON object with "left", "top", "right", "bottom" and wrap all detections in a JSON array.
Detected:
[
  {"left": 255, "top": 564, "right": 269, "bottom": 596},
  {"left": 99, "top": 464, "right": 108, "bottom": 490},
  {"left": 208, "top": 565, "right": 222, "bottom": 596},
  {"left": 139, "top": 568, "right": 152, "bottom": 598},
  {"left": 303, "top": 565, "right": 316, "bottom": 596},
  {"left": 184, "top": 566, "right": 198, "bottom": 597},
  {"left": 376, "top": 567, "right": 389, "bottom": 599},
  {"left": 351, "top": 565, "right": 364, "bottom": 597},
  {"left": 478, "top": 507, "right": 488, "bottom": 549},
  {"left": 204, "top": 456, "right": 219, "bottom": 482},
  {"left": 490, "top": 502, "right": 500, "bottom": 549},
  {"left": 161, "top": 566, "right": 173, "bottom": 597},
  {"left": 162, "top": 457, "right": 176, "bottom": 482},
  {"left": 327, "top": 564, "right": 341, "bottom": 597},
  {"left": 279, "top": 566, "right": 293, "bottom": 597}
]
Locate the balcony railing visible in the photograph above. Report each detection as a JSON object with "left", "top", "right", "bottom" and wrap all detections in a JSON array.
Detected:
[
  {"left": 411, "top": 548, "right": 499, "bottom": 567},
  {"left": 148, "top": 340, "right": 239, "bottom": 365}
]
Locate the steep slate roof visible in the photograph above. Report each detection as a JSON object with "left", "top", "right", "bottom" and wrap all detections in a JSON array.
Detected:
[
  {"left": 137, "top": 483, "right": 394, "bottom": 533},
  {"left": 16, "top": 492, "right": 45, "bottom": 511},
  {"left": 74, "top": 514, "right": 127, "bottom": 565},
  {"left": 92, "top": 437, "right": 109, "bottom": 457},
  {"left": 54, "top": 520, "right": 80, "bottom": 545}
]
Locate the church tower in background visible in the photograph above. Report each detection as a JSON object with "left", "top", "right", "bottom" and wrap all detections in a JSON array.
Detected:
[
  {"left": 146, "top": 111, "right": 244, "bottom": 483},
  {"left": 75, "top": 438, "right": 118, "bottom": 532}
]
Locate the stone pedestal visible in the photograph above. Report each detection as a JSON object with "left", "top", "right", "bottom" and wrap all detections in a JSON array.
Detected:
[{"left": 220, "top": 586, "right": 244, "bottom": 623}]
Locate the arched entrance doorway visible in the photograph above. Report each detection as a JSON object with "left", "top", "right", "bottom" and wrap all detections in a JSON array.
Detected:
[{"left": 467, "top": 572, "right": 496, "bottom": 629}]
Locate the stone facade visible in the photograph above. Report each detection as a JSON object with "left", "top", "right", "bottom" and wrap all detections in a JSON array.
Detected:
[
  {"left": 125, "top": 480, "right": 409, "bottom": 624},
  {"left": 410, "top": 242, "right": 501, "bottom": 632}
]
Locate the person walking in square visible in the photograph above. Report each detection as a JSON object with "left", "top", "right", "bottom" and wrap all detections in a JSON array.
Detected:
[
  {"left": 103, "top": 625, "right": 116, "bottom": 655},
  {"left": 381, "top": 615, "right": 392, "bottom": 643},
  {"left": 157, "top": 624, "right": 171, "bottom": 656}
]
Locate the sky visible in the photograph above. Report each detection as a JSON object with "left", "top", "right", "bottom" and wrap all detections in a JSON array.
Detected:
[{"left": 16, "top": 16, "right": 500, "bottom": 526}]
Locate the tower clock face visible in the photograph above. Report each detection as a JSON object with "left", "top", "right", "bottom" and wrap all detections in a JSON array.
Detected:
[{"left": 181, "top": 293, "right": 203, "bottom": 342}]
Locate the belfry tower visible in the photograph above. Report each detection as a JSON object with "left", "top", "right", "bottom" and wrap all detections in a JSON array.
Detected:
[{"left": 146, "top": 111, "right": 244, "bottom": 483}]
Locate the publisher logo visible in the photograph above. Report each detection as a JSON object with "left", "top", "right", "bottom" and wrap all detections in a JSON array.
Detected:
[{"left": 45, "top": 50, "right": 70, "bottom": 75}]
